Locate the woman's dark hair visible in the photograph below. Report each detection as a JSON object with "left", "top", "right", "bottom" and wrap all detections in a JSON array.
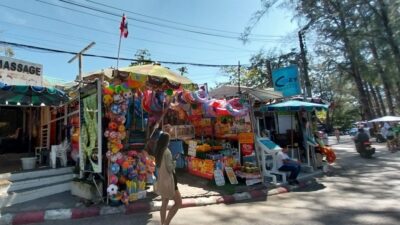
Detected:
[{"left": 155, "top": 132, "right": 170, "bottom": 167}]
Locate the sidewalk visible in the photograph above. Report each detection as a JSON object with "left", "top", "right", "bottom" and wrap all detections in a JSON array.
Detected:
[{"left": 0, "top": 169, "right": 322, "bottom": 225}]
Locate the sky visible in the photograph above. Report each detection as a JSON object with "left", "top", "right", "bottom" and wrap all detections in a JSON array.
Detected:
[{"left": 0, "top": 0, "right": 300, "bottom": 88}]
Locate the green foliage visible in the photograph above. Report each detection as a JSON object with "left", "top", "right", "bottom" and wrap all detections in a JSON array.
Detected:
[
  {"left": 1, "top": 46, "right": 14, "bottom": 57},
  {"left": 218, "top": 50, "right": 299, "bottom": 89},
  {"left": 130, "top": 49, "right": 152, "bottom": 66},
  {"left": 234, "top": 0, "right": 400, "bottom": 125},
  {"left": 177, "top": 66, "right": 188, "bottom": 76}
]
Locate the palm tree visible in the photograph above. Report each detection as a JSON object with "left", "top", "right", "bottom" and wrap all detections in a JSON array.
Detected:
[{"left": 177, "top": 66, "right": 188, "bottom": 76}]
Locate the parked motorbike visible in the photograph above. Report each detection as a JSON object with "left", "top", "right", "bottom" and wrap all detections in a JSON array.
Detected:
[
  {"left": 355, "top": 141, "right": 376, "bottom": 158},
  {"left": 375, "top": 133, "right": 386, "bottom": 143}
]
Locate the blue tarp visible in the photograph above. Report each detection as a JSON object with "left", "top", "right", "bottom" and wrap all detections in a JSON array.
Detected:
[{"left": 260, "top": 100, "right": 329, "bottom": 112}]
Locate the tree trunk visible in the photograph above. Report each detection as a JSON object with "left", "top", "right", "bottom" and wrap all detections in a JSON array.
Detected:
[
  {"left": 395, "top": 82, "right": 400, "bottom": 108},
  {"left": 368, "top": 82, "right": 382, "bottom": 117},
  {"left": 375, "top": 85, "right": 387, "bottom": 116},
  {"left": 366, "top": 0, "right": 400, "bottom": 104},
  {"left": 378, "top": 1, "right": 400, "bottom": 105},
  {"left": 337, "top": 25, "right": 372, "bottom": 118},
  {"left": 369, "top": 41, "right": 395, "bottom": 115},
  {"left": 377, "top": 0, "right": 400, "bottom": 71},
  {"left": 364, "top": 81, "right": 376, "bottom": 118},
  {"left": 326, "top": 0, "right": 373, "bottom": 119},
  {"left": 365, "top": 0, "right": 400, "bottom": 72}
]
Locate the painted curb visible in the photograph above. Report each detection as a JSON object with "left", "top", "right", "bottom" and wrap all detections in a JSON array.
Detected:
[
  {"left": 12, "top": 211, "right": 44, "bottom": 225},
  {"left": 0, "top": 179, "right": 317, "bottom": 225}
]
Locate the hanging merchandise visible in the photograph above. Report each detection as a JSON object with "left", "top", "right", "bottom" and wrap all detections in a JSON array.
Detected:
[
  {"left": 104, "top": 81, "right": 155, "bottom": 205},
  {"left": 225, "top": 98, "right": 249, "bottom": 117},
  {"left": 70, "top": 115, "right": 80, "bottom": 162},
  {"left": 80, "top": 84, "right": 102, "bottom": 173}
]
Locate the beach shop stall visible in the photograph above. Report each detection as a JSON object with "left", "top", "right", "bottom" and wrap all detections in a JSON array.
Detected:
[
  {"left": 154, "top": 85, "right": 283, "bottom": 187},
  {"left": 100, "top": 64, "right": 197, "bottom": 205},
  {"left": 255, "top": 99, "right": 335, "bottom": 184},
  {"left": 173, "top": 90, "right": 253, "bottom": 183},
  {"left": 101, "top": 65, "right": 289, "bottom": 204}
]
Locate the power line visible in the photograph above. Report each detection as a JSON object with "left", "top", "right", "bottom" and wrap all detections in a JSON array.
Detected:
[
  {"left": 0, "top": 41, "right": 249, "bottom": 67},
  {"left": 0, "top": 4, "right": 114, "bottom": 35},
  {"left": 84, "top": 0, "right": 284, "bottom": 39},
  {"left": 0, "top": 21, "right": 211, "bottom": 59},
  {"left": 58, "top": 0, "right": 285, "bottom": 42},
  {"left": 34, "top": 0, "right": 257, "bottom": 52},
  {"left": 0, "top": 5, "right": 256, "bottom": 53}
]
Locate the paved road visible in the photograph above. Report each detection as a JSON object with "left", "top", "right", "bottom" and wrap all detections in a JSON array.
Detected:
[{"left": 36, "top": 136, "right": 400, "bottom": 225}]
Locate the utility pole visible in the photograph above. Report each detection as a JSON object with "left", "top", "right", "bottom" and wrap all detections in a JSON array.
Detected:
[
  {"left": 68, "top": 42, "right": 96, "bottom": 83},
  {"left": 298, "top": 22, "right": 312, "bottom": 98},
  {"left": 298, "top": 31, "right": 311, "bottom": 97},
  {"left": 266, "top": 59, "right": 272, "bottom": 87},
  {"left": 238, "top": 61, "right": 241, "bottom": 94}
]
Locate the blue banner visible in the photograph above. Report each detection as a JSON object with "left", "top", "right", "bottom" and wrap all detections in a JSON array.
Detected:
[{"left": 272, "top": 65, "right": 301, "bottom": 97}]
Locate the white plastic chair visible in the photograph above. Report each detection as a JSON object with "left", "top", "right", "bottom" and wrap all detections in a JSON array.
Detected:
[{"left": 50, "top": 139, "right": 70, "bottom": 168}]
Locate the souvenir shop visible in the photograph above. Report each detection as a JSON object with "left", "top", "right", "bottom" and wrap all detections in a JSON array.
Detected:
[{"left": 99, "top": 66, "right": 269, "bottom": 205}]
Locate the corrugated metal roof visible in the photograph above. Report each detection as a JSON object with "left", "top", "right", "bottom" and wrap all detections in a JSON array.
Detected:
[{"left": 209, "top": 85, "right": 283, "bottom": 101}]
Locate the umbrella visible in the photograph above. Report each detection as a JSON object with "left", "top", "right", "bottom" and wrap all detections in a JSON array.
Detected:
[
  {"left": 260, "top": 100, "right": 329, "bottom": 112},
  {"left": 119, "top": 64, "right": 193, "bottom": 84},
  {"left": 0, "top": 82, "right": 69, "bottom": 106},
  {"left": 369, "top": 116, "right": 400, "bottom": 123}
]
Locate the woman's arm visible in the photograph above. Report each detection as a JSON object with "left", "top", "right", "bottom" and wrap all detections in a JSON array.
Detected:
[{"left": 164, "top": 150, "right": 176, "bottom": 173}]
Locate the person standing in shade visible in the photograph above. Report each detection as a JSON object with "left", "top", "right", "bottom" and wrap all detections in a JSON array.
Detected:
[
  {"left": 334, "top": 128, "right": 340, "bottom": 144},
  {"left": 277, "top": 146, "right": 301, "bottom": 185},
  {"left": 154, "top": 133, "right": 181, "bottom": 225}
]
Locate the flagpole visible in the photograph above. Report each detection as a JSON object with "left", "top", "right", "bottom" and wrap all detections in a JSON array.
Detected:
[{"left": 117, "top": 34, "right": 122, "bottom": 69}]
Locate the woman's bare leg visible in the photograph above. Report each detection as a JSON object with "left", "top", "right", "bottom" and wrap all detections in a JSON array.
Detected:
[
  {"left": 164, "top": 190, "right": 182, "bottom": 225},
  {"left": 160, "top": 197, "right": 169, "bottom": 225}
]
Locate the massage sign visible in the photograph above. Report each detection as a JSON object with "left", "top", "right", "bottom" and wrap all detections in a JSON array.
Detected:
[{"left": 0, "top": 56, "right": 43, "bottom": 86}]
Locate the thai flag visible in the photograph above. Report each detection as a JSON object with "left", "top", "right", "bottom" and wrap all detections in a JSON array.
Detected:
[{"left": 120, "top": 14, "right": 128, "bottom": 38}]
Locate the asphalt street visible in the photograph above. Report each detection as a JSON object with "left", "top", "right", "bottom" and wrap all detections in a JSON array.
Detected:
[{"left": 35, "top": 135, "right": 400, "bottom": 225}]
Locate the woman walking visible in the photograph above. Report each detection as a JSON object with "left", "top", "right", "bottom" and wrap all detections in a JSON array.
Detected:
[
  {"left": 154, "top": 133, "right": 182, "bottom": 225},
  {"left": 334, "top": 128, "right": 340, "bottom": 144}
]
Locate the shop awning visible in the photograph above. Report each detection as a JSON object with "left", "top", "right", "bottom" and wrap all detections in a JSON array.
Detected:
[
  {"left": 260, "top": 100, "right": 329, "bottom": 112},
  {"left": 0, "top": 82, "right": 69, "bottom": 106},
  {"left": 120, "top": 64, "right": 193, "bottom": 85},
  {"left": 209, "top": 85, "right": 283, "bottom": 101},
  {"left": 369, "top": 116, "right": 400, "bottom": 123}
]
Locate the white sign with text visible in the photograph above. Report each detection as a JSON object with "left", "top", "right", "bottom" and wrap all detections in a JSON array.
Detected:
[{"left": 0, "top": 56, "right": 43, "bottom": 86}]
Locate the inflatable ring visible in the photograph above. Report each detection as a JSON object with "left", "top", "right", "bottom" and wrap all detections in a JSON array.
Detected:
[
  {"left": 192, "top": 91, "right": 208, "bottom": 103},
  {"left": 225, "top": 98, "right": 249, "bottom": 117},
  {"left": 226, "top": 104, "right": 248, "bottom": 117}
]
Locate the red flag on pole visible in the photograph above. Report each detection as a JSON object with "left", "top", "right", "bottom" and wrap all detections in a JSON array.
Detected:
[{"left": 120, "top": 14, "right": 128, "bottom": 38}]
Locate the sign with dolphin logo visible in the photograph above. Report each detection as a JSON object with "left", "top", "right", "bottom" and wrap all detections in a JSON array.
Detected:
[{"left": 272, "top": 65, "right": 301, "bottom": 97}]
